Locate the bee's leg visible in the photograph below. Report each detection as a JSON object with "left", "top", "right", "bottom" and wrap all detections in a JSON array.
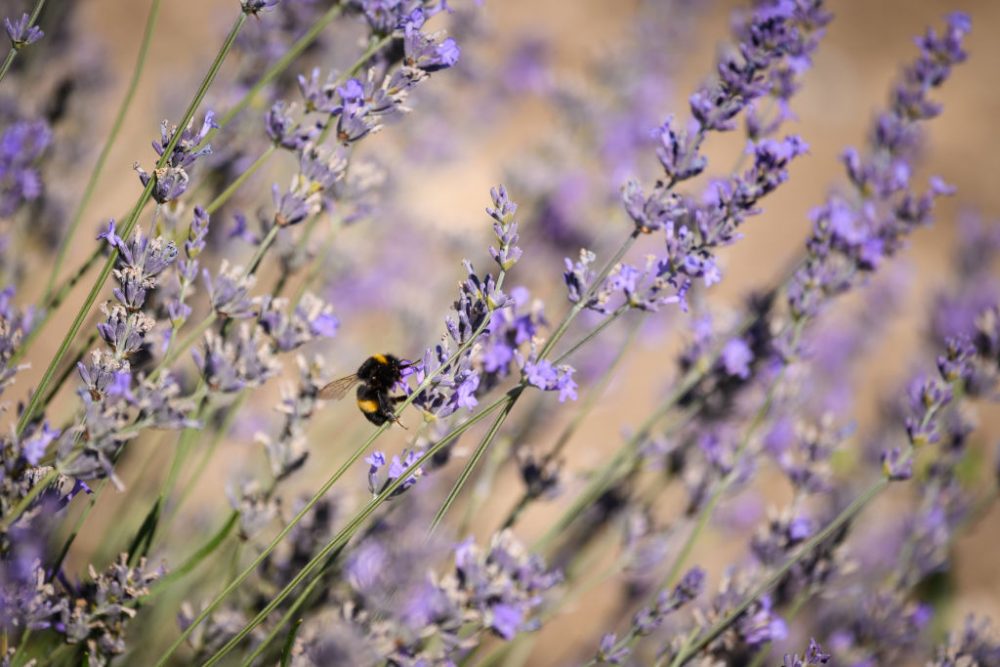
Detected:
[
  {"left": 389, "top": 394, "right": 407, "bottom": 404},
  {"left": 378, "top": 392, "right": 408, "bottom": 429}
]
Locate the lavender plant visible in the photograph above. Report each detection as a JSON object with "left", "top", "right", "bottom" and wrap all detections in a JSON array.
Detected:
[{"left": 0, "top": 1, "right": 997, "bottom": 666}]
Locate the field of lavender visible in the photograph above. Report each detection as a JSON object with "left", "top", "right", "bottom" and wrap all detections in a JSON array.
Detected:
[{"left": 2, "top": 0, "right": 999, "bottom": 665}]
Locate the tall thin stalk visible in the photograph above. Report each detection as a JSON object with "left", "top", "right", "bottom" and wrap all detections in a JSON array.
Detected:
[{"left": 42, "top": 0, "right": 162, "bottom": 302}]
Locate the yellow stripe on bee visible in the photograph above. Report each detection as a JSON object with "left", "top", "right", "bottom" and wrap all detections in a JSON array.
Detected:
[
  {"left": 372, "top": 353, "right": 388, "bottom": 364},
  {"left": 357, "top": 399, "right": 379, "bottom": 413}
]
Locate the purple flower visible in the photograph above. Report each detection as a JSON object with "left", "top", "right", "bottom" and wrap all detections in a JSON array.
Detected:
[
  {"left": 264, "top": 101, "right": 317, "bottom": 151},
  {"left": 0, "top": 120, "right": 50, "bottom": 216},
  {"left": 4, "top": 13, "right": 43, "bottom": 48},
  {"left": 152, "top": 111, "right": 217, "bottom": 170},
  {"left": 21, "top": 422, "right": 60, "bottom": 466},
  {"left": 489, "top": 602, "right": 523, "bottom": 640},
  {"left": 365, "top": 448, "right": 425, "bottom": 497},
  {"left": 597, "top": 634, "right": 630, "bottom": 664},
  {"left": 882, "top": 447, "right": 913, "bottom": 481},
  {"left": 204, "top": 261, "right": 257, "bottom": 319},
  {"left": 403, "top": 24, "right": 460, "bottom": 73},
  {"left": 522, "top": 358, "right": 577, "bottom": 402},
  {"left": 783, "top": 639, "right": 832, "bottom": 666},
  {"left": 721, "top": 338, "right": 753, "bottom": 379}
]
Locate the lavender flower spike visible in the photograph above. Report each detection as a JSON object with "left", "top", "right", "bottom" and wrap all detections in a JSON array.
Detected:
[{"left": 4, "top": 13, "right": 43, "bottom": 49}]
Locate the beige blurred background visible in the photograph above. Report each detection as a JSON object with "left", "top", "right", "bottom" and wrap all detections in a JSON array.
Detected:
[{"left": 12, "top": 0, "right": 1000, "bottom": 663}]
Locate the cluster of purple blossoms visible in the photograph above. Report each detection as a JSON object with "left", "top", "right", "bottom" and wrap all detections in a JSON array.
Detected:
[
  {"left": 2, "top": 0, "right": 999, "bottom": 665},
  {"left": 352, "top": 0, "right": 451, "bottom": 36},
  {"left": 364, "top": 448, "right": 424, "bottom": 497},
  {"left": 358, "top": 528, "right": 559, "bottom": 661},
  {"left": 787, "top": 12, "right": 971, "bottom": 327},
  {"left": 134, "top": 112, "right": 217, "bottom": 204},
  {"left": 0, "top": 287, "right": 33, "bottom": 394},
  {"left": 567, "top": 1, "right": 829, "bottom": 314},
  {"left": 163, "top": 205, "right": 210, "bottom": 332},
  {"left": 3, "top": 13, "right": 43, "bottom": 49},
  {"left": 57, "top": 222, "right": 194, "bottom": 485},
  {"left": 0, "top": 119, "right": 50, "bottom": 217},
  {"left": 782, "top": 639, "right": 831, "bottom": 667},
  {"left": 408, "top": 186, "right": 578, "bottom": 431},
  {"left": 596, "top": 568, "right": 706, "bottom": 664},
  {"left": 254, "top": 356, "right": 328, "bottom": 480}
]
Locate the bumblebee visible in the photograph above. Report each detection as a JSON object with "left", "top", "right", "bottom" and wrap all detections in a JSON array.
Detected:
[{"left": 319, "top": 354, "right": 409, "bottom": 427}]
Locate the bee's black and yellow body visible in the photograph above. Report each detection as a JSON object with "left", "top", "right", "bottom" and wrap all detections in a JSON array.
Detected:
[
  {"left": 319, "top": 353, "right": 410, "bottom": 427},
  {"left": 355, "top": 354, "right": 405, "bottom": 426}
]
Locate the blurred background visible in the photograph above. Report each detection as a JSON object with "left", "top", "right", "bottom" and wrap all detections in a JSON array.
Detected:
[{"left": 4, "top": 0, "right": 1000, "bottom": 663}]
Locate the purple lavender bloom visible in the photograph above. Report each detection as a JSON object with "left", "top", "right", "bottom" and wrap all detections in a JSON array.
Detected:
[
  {"left": 597, "top": 634, "right": 630, "bottom": 664},
  {"left": 365, "top": 448, "right": 425, "bottom": 497},
  {"left": 638, "top": 567, "right": 706, "bottom": 635},
  {"left": 721, "top": 338, "right": 753, "bottom": 379},
  {"left": 930, "top": 616, "right": 1000, "bottom": 666},
  {"left": 152, "top": 112, "right": 217, "bottom": 170},
  {"left": 786, "top": 13, "right": 969, "bottom": 333},
  {"left": 0, "top": 120, "right": 51, "bottom": 217},
  {"left": 257, "top": 293, "right": 338, "bottom": 352},
  {"left": 490, "top": 603, "right": 523, "bottom": 640},
  {"left": 185, "top": 206, "right": 210, "bottom": 258},
  {"left": 653, "top": 116, "right": 706, "bottom": 183},
  {"left": 353, "top": 0, "right": 450, "bottom": 36},
  {"left": 192, "top": 326, "right": 279, "bottom": 393},
  {"left": 271, "top": 179, "right": 320, "bottom": 228},
  {"left": 0, "top": 287, "right": 34, "bottom": 396},
  {"left": 297, "top": 68, "right": 339, "bottom": 114},
  {"left": 783, "top": 639, "right": 832, "bottom": 666},
  {"left": 403, "top": 24, "right": 460, "bottom": 73},
  {"left": 134, "top": 164, "right": 189, "bottom": 204},
  {"left": 20, "top": 422, "right": 60, "bottom": 466},
  {"left": 522, "top": 358, "right": 577, "bottom": 402},
  {"left": 204, "top": 262, "right": 257, "bottom": 319},
  {"left": 4, "top": 13, "right": 43, "bottom": 48},
  {"left": 264, "top": 101, "right": 317, "bottom": 151},
  {"left": 881, "top": 447, "right": 913, "bottom": 481}
]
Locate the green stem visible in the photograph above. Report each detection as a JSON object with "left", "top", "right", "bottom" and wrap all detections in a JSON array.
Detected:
[
  {"left": 0, "top": 468, "right": 58, "bottom": 531},
  {"left": 42, "top": 0, "right": 162, "bottom": 302},
  {"left": 150, "top": 512, "right": 240, "bottom": 593},
  {"left": 155, "top": 312, "right": 502, "bottom": 665},
  {"left": 38, "top": 330, "right": 99, "bottom": 410},
  {"left": 537, "top": 233, "right": 638, "bottom": 361},
  {"left": 213, "top": 4, "right": 345, "bottom": 132},
  {"left": 48, "top": 478, "right": 110, "bottom": 575},
  {"left": 670, "top": 479, "right": 888, "bottom": 665},
  {"left": 205, "top": 145, "right": 275, "bottom": 215},
  {"left": 170, "top": 394, "right": 246, "bottom": 521},
  {"left": 429, "top": 387, "right": 522, "bottom": 532},
  {"left": 533, "top": 304, "right": 769, "bottom": 553},
  {"left": 0, "top": 0, "right": 46, "bottom": 84},
  {"left": 246, "top": 225, "right": 280, "bottom": 276},
  {"left": 13, "top": 249, "right": 101, "bottom": 368},
  {"left": 500, "top": 318, "right": 640, "bottom": 532},
  {"left": 240, "top": 564, "right": 326, "bottom": 666},
  {"left": 197, "top": 394, "right": 512, "bottom": 667},
  {"left": 15, "top": 12, "right": 248, "bottom": 437},
  {"left": 661, "top": 364, "right": 788, "bottom": 591},
  {"left": 151, "top": 313, "right": 217, "bottom": 381},
  {"left": 552, "top": 303, "right": 630, "bottom": 367}
]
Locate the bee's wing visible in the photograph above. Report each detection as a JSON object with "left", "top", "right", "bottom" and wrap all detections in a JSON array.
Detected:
[{"left": 318, "top": 374, "right": 360, "bottom": 400}]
